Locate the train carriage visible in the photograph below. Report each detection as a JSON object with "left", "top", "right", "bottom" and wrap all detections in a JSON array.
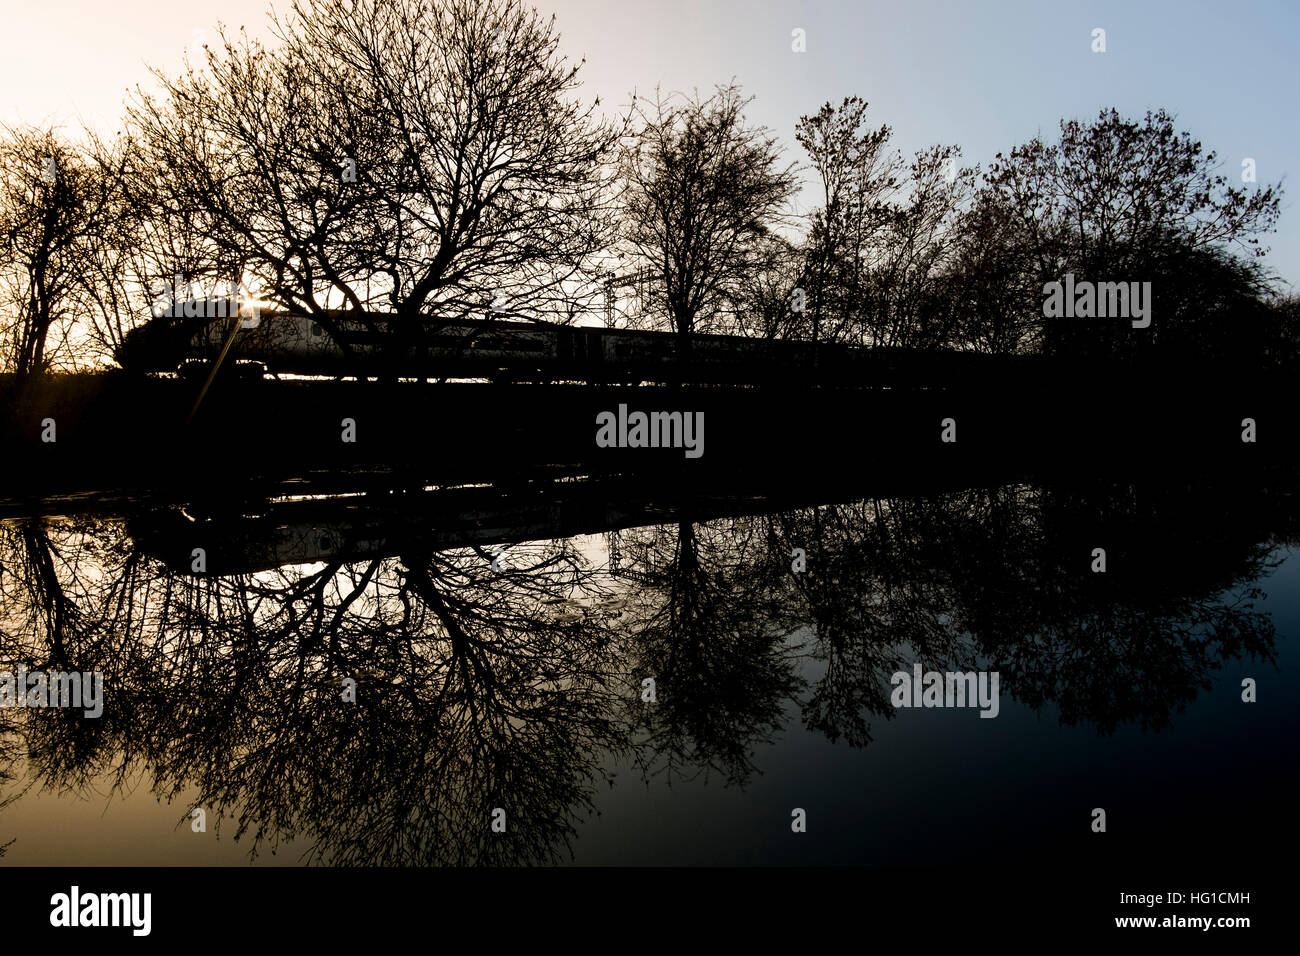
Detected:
[{"left": 118, "top": 301, "right": 1027, "bottom": 387}]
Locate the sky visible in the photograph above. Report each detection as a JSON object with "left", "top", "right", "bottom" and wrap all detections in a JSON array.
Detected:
[{"left": 2, "top": 0, "right": 1296, "bottom": 287}]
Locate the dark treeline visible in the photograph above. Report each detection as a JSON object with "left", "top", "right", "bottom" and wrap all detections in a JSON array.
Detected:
[
  {"left": 0, "top": 467, "right": 1289, "bottom": 863},
  {"left": 0, "top": 0, "right": 1291, "bottom": 381}
]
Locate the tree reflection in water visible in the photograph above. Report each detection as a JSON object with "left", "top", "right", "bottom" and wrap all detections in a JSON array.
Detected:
[{"left": 0, "top": 471, "right": 1287, "bottom": 863}]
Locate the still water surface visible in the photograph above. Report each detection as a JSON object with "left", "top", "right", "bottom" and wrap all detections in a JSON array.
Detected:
[{"left": 0, "top": 473, "right": 1295, "bottom": 865}]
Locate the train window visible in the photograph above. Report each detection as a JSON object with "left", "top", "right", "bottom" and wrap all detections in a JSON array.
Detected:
[{"left": 311, "top": 322, "right": 323, "bottom": 337}]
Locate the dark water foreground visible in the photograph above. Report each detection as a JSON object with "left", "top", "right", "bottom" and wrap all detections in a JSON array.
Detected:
[{"left": 0, "top": 459, "right": 1295, "bottom": 867}]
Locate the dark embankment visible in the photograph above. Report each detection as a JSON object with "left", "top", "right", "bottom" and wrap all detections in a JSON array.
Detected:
[{"left": 0, "top": 357, "right": 1293, "bottom": 500}]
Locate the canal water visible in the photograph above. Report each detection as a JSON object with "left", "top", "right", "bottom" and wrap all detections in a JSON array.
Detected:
[{"left": 0, "top": 471, "right": 1295, "bottom": 866}]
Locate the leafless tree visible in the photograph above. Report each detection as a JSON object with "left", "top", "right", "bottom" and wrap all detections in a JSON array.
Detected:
[
  {"left": 974, "top": 107, "right": 1284, "bottom": 357},
  {"left": 618, "top": 83, "right": 798, "bottom": 346},
  {"left": 0, "top": 127, "right": 126, "bottom": 377},
  {"left": 795, "top": 96, "right": 899, "bottom": 346},
  {"left": 124, "top": 0, "right": 618, "bottom": 362}
]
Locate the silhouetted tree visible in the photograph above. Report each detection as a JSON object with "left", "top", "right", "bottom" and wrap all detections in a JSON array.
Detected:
[
  {"left": 618, "top": 83, "right": 797, "bottom": 347},
  {"left": 865, "top": 143, "right": 974, "bottom": 348},
  {"left": 0, "top": 127, "right": 126, "bottom": 377},
  {"left": 795, "top": 96, "right": 898, "bottom": 346},
  {"left": 124, "top": 0, "right": 617, "bottom": 364},
  {"left": 946, "top": 190, "right": 1041, "bottom": 354},
  {"left": 796, "top": 97, "right": 973, "bottom": 349},
  {"left": 974, "top": 108, "right": 1283, "bottom": 359},
  {"left": 729, "top": 233, "right": 806, "bottom": 340}
]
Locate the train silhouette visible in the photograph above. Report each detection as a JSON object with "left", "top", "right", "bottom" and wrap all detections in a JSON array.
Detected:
[{"left": 118, "top": 297, "right": 1025, "bottom": 386}]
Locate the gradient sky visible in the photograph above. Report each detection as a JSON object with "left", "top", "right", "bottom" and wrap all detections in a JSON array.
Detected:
[{"left": 2, "top": 0, "right": 1296, "bottom": 286}]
